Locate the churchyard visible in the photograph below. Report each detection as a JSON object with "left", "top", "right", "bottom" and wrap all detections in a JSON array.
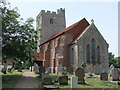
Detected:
[
  {"left": 1, "top": 65, "right": 120, "bottom": 89},
  {"left": 35, "top": 65, "right": 120, "bottom": 89},
  {"left": 36, "top": 73, "right": 120, "bottom": 89}
]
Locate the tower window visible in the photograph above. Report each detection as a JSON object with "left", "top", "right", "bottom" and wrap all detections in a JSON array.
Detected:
[{"left": 50, "top": 18, "right": 53, "bottom": 24}]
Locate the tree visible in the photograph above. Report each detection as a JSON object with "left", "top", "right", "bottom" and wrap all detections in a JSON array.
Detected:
[
  {"left": 108, "top": 52, "right": 120, "bottom": 68},
  {"left": 115, "top": 57, "right": 120, "bottom": 68},
  {"left": 108, "top": 52, "right": 116, "bottom": 67},
  {"left": 1, "top": 1, "right": 38, "bottom": 69}
]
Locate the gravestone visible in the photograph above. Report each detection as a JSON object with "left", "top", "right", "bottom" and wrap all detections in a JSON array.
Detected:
[
  {"left": 41, "top": 73, "right": 48, "bottom": 79},
  {"left": 118, "top": 68, "right": 120, "bottom": 81},
  {"left": 100, "top": 73, "right": 108, "bottom": 81},
  {"left": 111, "top": 67, "right": 119, "bottom": 81},
  {"left": 46, "top": 67, "right": 51, "bottom": 73},
  {"left": 75, "top": 67, "right": 85, "bottom": 84},
  {"left": 43, "top": 77, "right": 53, "bottom": 85},
  {"left": 109, "top": 64, "right": 114, "bottom": 76},
  {"left": 70, "top": 76, "right": 78, "bottom": 88},
  {"left": 59, "top": 76, "right": 68, "bottom": 85},
  {"left": 62, "top": 67, "right": 67, "bottom": 75},
  {"left": 88, "top": 72, "right": 93, "bottom": 77},
  {"left": 57, "top": 64, "right": 62, "bottom": 74},
  {"left": 39, "top": 66, "right": 45, "bottom": 77}
]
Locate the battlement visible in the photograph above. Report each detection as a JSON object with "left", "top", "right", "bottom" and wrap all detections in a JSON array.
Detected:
[
  {"left": 57, "top": 8, "right": 65, "bottom": 12},
  {"left": 40, "top": 10, "right": 58, "bottom": 14},
  {"left": 37, "top": 8, "right": 65, "bottom": 19}
]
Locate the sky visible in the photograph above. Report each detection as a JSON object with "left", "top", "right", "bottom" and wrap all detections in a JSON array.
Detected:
[{"left": 7, "top": 0, "right": 119, "bottom": 57}]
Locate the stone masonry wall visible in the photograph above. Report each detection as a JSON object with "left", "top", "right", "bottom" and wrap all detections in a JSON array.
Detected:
[{"left": 77, "top": 23, "right": 109, "bottom": 74}]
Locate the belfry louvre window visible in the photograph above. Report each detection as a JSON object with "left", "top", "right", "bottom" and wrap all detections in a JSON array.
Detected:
[
  {"left": 86, "top": 44, "right": 90, "bottom": 64},
  {"left": 50, "top": 18, "right": 53, "bottom": 24}
]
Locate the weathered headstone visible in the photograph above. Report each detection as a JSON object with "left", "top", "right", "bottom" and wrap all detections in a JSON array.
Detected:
[
  {"left": 57, "top": 65, "right": 62, "bottom": 74},
  {"left": 75, "top": 67, "right": 85, "bottom": 84},
  {"left": 41, "top": 73, "right": 48, "bottom": 79},
  {"left": 100, "top": 73, "right": 108, "bottom": 81},
  {"left": 62, "top": 67, "right": 67, "bottom": 75},
  {"left": 39, "top": 66, "right": 45, "bottom": 77},
  {"left": 70, "top": 76, "right": 78, "bottom": 88},
  {"left": 59, "top": 76, "right": 68, "bottom": 85},
  {"left": 109, "top": 64, "right": 114, "bottom": 76},
  {"left": 111, "top": 67, "right": 119, "bottom": 81},
  {"left": 34, "top": 63, "right": 39, "bottom": 74},
  {"left": 43, "top": 77, "right": 53, "bottom": 85},
  {"left": 46, "top": 67, "right": 51, "bottom": 73}
]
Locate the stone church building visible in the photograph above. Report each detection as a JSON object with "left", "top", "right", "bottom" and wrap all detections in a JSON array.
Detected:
[{"left": 32, "top": 8, "right": 109, "bottom": 74}]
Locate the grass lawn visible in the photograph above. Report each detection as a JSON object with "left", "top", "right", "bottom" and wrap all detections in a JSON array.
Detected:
[
  {"left": 35, "top": 73, "right": 120, "bottom": 89},
  {"left": 1, "top": 70, "right": 23, "bottom": 88}
]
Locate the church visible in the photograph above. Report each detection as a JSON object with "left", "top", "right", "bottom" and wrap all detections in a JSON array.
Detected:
[{"left": 32, "top": 8, "right": 109, "bottom": 74}]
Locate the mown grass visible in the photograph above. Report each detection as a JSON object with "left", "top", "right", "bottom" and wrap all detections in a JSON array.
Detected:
[
  {"left": 35, "top": 73, "right": 120, "bottom": 89},
  {"left": 1, "top": 70, "right": 23, "bottom": 88}
]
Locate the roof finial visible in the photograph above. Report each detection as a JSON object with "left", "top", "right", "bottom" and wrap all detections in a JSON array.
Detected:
[{"left": 91, "top": 19, "right": 94, "bottom": 23}]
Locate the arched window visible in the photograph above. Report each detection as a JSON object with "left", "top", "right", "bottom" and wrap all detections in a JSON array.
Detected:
[
  {"left": 50, "top": 18, "right": 53, "bottom": 24},
  {"left": 96, "top": 45, "right": 100, "bottom": 64},
  {"left": 91, "top": 39, "right": 96, "bottom": 64},
  {"left": 86, "top": 44, "right": 90, "bottom": 64}
]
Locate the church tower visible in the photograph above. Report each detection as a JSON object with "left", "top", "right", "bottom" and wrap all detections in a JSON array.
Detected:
[{"left": 36, "top": 8, "right": 66, "bottom": 52}]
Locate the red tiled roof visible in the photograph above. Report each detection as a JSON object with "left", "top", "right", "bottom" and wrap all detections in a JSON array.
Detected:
[
  {"left": 75, "top": 24, "right": 91, "bottom": 41},
  {"left": 39, "top": 18, "right": 90, "bottom": 46}
]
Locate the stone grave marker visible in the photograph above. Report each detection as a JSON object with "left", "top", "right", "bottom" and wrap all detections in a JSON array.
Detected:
[
  {"left": 41, "top": 73, "right": 48, "bottom": 79},
  {"left": 117, "top": 68, "right": 120, "bottom": 78},
  {"left": 62, "top": 67, "right": 67, "bottom": 75},
  {"left": 75, "top": 67, "right": 85, "bottom": 84},
  {"left": 111, "top": 67, "right": 119, "bottom": 81},
  {"left": 57, "top": 64, "right": 62, "bottom": 74},
  {"left": 109, "top": 64, "right": 114, "bottom": 76},
  {"left": 39, "top": 66, "right": 45, "bottom": 77},
  {"left": 43, "top": 77, "right": 53, "bottom": 85},
  {"left": 100, "top": 73, "right": 108, "bottom": 81},
  {"left": 46, "top": 67, "right": 51, "bottom": 73},
  {"left": 70, "top": 76, "right": 78, "bottom": 88},
  {"left": 59, "top": 76, "right": 68, "bottom": 85}
]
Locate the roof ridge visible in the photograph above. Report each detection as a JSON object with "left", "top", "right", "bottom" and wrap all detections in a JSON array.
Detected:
[{"left": 39, "top": 18, "right": 89, "bottom": 46}]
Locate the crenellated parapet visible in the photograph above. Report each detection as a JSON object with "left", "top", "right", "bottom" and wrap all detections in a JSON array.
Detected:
[{"left": 37, "top": 8, "right": 65, "bottom": 19}]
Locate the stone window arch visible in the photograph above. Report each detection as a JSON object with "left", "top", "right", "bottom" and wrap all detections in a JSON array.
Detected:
[
  {"left": 91, "top": 39, "right": 96, "bottom": 64},
  {"left": 50, "top": 18, "right": 53, "bottom": 24},
  {"left": 96, "top": 45, "right": 100, "bottom": 64},
  {"left": 86, "top": 44, "right": 90, "bottom": 64}
]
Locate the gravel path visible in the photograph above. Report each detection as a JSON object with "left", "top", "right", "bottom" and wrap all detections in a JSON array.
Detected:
[{"left": 15, "top": 71, "right": 39, "bottom": 88}]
